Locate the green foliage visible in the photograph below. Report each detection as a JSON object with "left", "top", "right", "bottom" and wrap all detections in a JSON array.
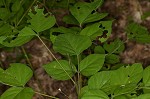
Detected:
[
  {"left": 126, "top": 22, "right": 150, "bottom": 43},
  {"left": 80, "top": 21, "right": 113, "bottom": 42},
  {"left": 0, "top": 63, "right": 34, "bottom": 99},
  {"left": 0, "top": 63, "right": 33, "bottom": 86},
  {"left": 0, "top": 0, "right": 150, "bottom": 99},
  {"left": 103, "top": 39, "right": 125, "bottom": 54},
  {"left": 43, "top": 60, "right": 76, "bottom": 80},
  {"left": 53, "top": 33, "right": 92, "bottom": 55},
  {"left": 28, "top": 7, "right": 56, "bottom": 33},
  {"left": 69, "top": 0, "right": 103, "bottom": 25},
  {"left": 0, "top": 87, "right": 34, "bottom": 99},
  {"left": 79, "top": 54, "right": 105, "bottom": 76},
  {"left": 81, "top": 89, "right": 109, "bottom": 99}
]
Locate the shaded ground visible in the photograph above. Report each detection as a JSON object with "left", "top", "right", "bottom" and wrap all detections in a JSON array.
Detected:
[{"left": 0, "top": 0, "right": 150, "bottom": 99}]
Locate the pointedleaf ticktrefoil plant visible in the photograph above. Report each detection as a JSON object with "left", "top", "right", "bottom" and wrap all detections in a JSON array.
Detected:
[{"left": 1, "top": 0, "right": 150, "bottom": 99}]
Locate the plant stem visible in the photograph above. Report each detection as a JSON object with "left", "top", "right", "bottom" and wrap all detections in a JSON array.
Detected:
[
  {"left": 21, "top": 46, "right": 33, "bottom": 70},
  {"left": 77, "top": 55, "right": 81, "bottom": 95},
  {"left": 17, "top": 0, "right": 36, "bottom": 26},
  {"left": 21, "top": 46, "right": 45, "bottom": 97},
  {"left": 36, "top": 35, "right": 76, "bottom": 85},
  {"left": 35, "top": 91, "right": 59, "bottom": 99}
]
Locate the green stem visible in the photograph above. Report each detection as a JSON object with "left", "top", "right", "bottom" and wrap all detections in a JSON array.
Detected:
[
  {"left": 21, "top": 46, "right": 33, "bottom": 70},
  {"left": 21, "top": 46, "right": 45, "bottom": 97},
  {"left": 35, "top": 91, "right": 59, "bottom": 99},
  {"left": 77, "top": 55, "right": 81, "bottom": 95},
  {"left": 138, "top": 86, "right": 150, "bottom": 90},
  {"left": 36, "top": 35, "right": 76, "bottom": 85},
  {"left": 16, "top": 0, "right": 36, "bottom": 26}
]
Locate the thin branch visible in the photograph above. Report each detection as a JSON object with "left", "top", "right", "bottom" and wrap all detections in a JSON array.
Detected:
[
  {"left": 36, "top": 35, "right": 76, "bottom": 85},
  {"left": 35, "top": 91, "right": 59, "bottom": 99},
  {"left": 77, "top": 55, "right": 81, "bottom": 95},
  {"left": 16, "top": 0, "right": 37, "bottom": 26}
]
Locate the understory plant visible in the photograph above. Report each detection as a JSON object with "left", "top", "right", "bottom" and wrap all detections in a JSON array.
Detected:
[{"left": 0, "top": 0, "right": 150, "bottom": 99}]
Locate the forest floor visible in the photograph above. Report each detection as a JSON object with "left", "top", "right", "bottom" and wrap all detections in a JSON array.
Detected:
[{"left": 0, "top": 0, "right": 150, "bottom": 99}]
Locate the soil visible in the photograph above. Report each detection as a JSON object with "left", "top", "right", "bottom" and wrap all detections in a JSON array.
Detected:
[{"left": 0, "top": 0, "right": 150, "bottom": 99}]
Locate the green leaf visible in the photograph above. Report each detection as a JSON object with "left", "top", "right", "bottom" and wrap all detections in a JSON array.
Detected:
[
  {"left": 105, "top": 54, "right": 120, "bottom": 64},
  {"left": 110, "top": 63, "right": 143, "bottom": 85},
  {"left": 81, "top": 89, "right": 109, "bottom": 99},
  {"left": 94, "top": 46, "right": 105, "bottom": 54},
  {"left": 11, "top": 0, "right": 21, "bottom": 12},
  {"left": 143, "top": 66, "right": 150, "bottom": 86},
  {"left": 80, "top": 22, "right": 103, "bottom": 39},
  {"left": 126, "top": 63, "right": 143, "bottom": 83},
  {"left": 53, "top": 33, "right": 92, "bottom": 55},
  {"left": 80, "top": 21, "right": 112, "bottom": 42},
  {"left": 98, "top": 21, "right": 113, "bottom": 42},
  {"left": 88, "top": 71, "right": 111, "bottom": 90},
  {"left": 135, "top": 94, "right": 150, "bottom": 99},
  {"left": 1, "top": 26, "right": 35, "bottom": 47},
  {"left": 113, "top": 83, "right": 137, "bottom": 97},
  {"left": 0, "top": 63, "right": 33, "bottom": 86},
  {"left": 69, "top": 2, "right": 92, "bottom": 25},
  {"left": 126, "top": 22, "right": 150, "bottom": 43},
  {"left": 28, "top": 7, "right": 56, "bottom": 33},
  {"left": 80, "top": 86, "right": 89, "bottom": 98},
  {"left": 63, "top": 15, "right": 79, "bottom": 25},
  {"left": 43, "top": 60, "right": 76, "bottom": 80},
  {"left": 103, "top": 39, "right": 125, "bottom": 54},
  {"left": 110, "top": 67, "right": 129, "bottom": 85},
  {"left": 0, "top": 36, "right": 7, "bottom": 44},
  {"left": 50, "top": 26, "right": 81, "bottom": 43},
  {"left": 114, "top": 95, "right": 129, "bottom": 99},
  {"left": 0, "top": 8, "right": 11, "bottom": 21},
  {"left": 84, "top": 12, "right": 108, "bottom": 24},
  {"left": 18, "top": 27, "right": 36, "bottom": 36},
  {"left": 0, "top": 87, "right": 34, "bottom": 99},
  {"left": 69, "top": 0, "right": 103, "bottom": 25},
  {"left": 109, "top": 64, "right": 142, "bottom": 95},
  {"left": 0, "top": 23, "right": 12, "bottom": 36},
  {"left": 79, "top": 54, "right": 105, "bottom": 76}
]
